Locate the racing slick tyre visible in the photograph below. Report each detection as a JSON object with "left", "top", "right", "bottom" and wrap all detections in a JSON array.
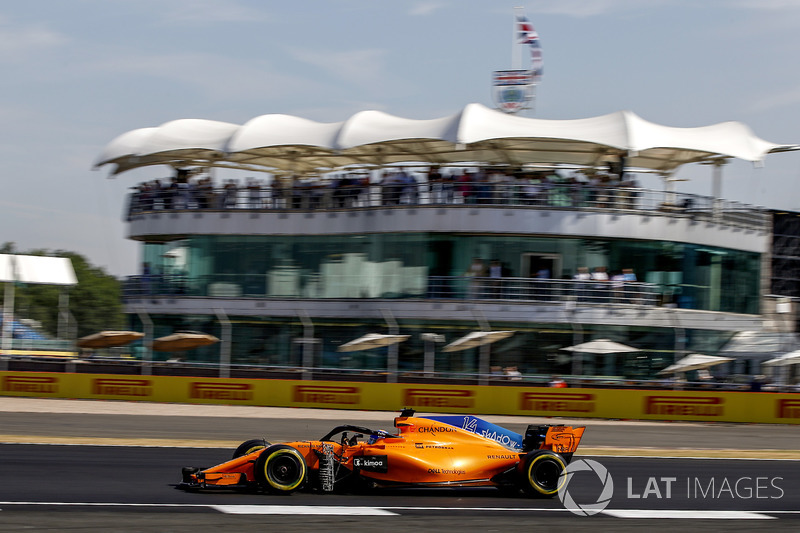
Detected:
[
  {"left": 232, "top": 439, "right": 270, "bottom": 459},
  {"left": 517, "top": 450, "right": 567, "bottom": 498},
  {"left": 255, "top": 445, "right": 308, "bottom": 494}
]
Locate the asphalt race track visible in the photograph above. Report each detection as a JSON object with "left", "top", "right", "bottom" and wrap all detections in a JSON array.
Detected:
[
  {"left": 1, "top": 445, "right": 798, "bottom": 532},
  {"left": 0, "top": 402, "right": 799, "bottom": 532}
]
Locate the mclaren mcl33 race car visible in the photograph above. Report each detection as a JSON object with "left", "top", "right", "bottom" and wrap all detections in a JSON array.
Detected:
[{"left": 177, "top": 409, "right": 586, "bottom": 498}]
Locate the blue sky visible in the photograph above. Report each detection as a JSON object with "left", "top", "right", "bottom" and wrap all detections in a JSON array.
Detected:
[{"left": 1, "top": 0, "right": 799, "bottom": 276}]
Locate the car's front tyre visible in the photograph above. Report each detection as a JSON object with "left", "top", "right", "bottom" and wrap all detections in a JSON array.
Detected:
[{"left": 255, "top": 445, "right": 308, "bottom": 494}]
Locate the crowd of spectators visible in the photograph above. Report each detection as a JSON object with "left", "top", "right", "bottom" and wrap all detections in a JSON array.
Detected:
[{"left": 127, "top": 165, "right": 642, "bottom": 215}]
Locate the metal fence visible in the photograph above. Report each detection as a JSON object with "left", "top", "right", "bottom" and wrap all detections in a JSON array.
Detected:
[
  {"left": 1, "top": 356, "right": 794, "bottom": 392},
  {"left": 126, "top": 182, "right": 770, "bottom": 231},
  {"left": 122, "top": 273, "right": 662, "bottom": 306}
]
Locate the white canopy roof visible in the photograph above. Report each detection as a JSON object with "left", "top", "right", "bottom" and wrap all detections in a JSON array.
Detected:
[
  {"left": 657, "top": 353, "right": 734, "bottom": 375},
  {"left": 94, "top": 103, "right": 792, "bottom": 176}
]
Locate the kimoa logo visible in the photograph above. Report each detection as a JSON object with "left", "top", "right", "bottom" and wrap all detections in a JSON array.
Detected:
[{"left": 558, "top": 459, "right": 614, "bottom": 517}]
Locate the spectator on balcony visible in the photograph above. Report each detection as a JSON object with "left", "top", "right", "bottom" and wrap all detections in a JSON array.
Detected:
[
  {"left": 521, "top": 174, "right": 543, "bottom": 205},
  {"left": 622, "top": 268, "right": 639, "bottom": 303},
  {"left": 223, "top": 179, "right": 238, "bottom": 208},
  {"left": 488, "top": 259, "right": 504, "bottom": 298},
  {"left": 591, "top": 266, "right": 610, "bottom": 303},
  {"left": 380, "top": 170, "right": 403, "bottom": 205},
  {"left": 173, "top": 169, "right": 191, "bottom": 209},
  {"left": 428, "top": 166, "right": 444, "bottom": 203},
  {"left": 504, "top": 366, "right": 522, "bottom": 381},
  {"left": 159, "top": 177, "right": 174, "bottom": 210},
  {"left": 456, "top": 169, "right": 475, "bottom": 204},
  {"left": 535, "top": 265, "right": 552, "bottom": 301},
  {"left": 619, "top": 174, "right": 641, "bottom": 209},
  {"left": 441, "top": 169, "right": 455, "bottom": 203},
  {"left": 574, "top": 266, "right": 591, "bottom": 301},
  {"left": 356, "top": 173, "right": 371, "bottom": 206},
  {"left": 610, "top": 271, "right": 625, "bottom": 303},
  {"left": 197, "top": 177, "right": 214, "bottom": 209},
  {"left": 489, "top": 168, "right": 512, "bottom": 204},
  {"left": 474, "top": 169, "right": 492, "bottom": 204},
  {"left": 246, "top": 177, "right": 262, "bottom": 208},
  {"left": 402, "top": 171, "right": 419, "bottom": 204},
  {"left": 464, "top": 257, "right": 487, "bottom": 298}
]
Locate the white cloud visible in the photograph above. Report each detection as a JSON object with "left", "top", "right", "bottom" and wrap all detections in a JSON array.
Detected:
[
  {"left": 145, "top": 0, "right": 271, "bottom": 25},
  {"left": 734, "top": 0, "right": 800, "bottom": 9},
  {"left": 289, "top": 46, "right": 389, "bottom": 87},
  {"left": 528, "top": 0, "right": 673, "bottom": 17},
  {"left": 84, "top": 51, "right": 307, "bottom": 102},
  {"left": 747, "top": 85, "right": 800, "bottom": 113},
  {"left": 409, "top": 2, "right": 447, "bottom": 16},
  {"left": 0, "top": 21, "right": 67, "bottom": 60}
]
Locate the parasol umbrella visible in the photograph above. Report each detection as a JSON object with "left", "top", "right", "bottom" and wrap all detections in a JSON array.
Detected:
[
  {"left": 560, "top": 339, "right": 640, "bottom": 354},
  {"left": 442, "top": 331, "right": 514, "bottom": 353},
  {"left": 151, "top": 331, "right": 219, "bottom": 352},
  {"left": 762, "top": 349, "right": 800, "bottom": 367},
  {"left": 337, "top": 333, "right": 410, "bottom": 352},
  {"left": 657, "top": 353, "right": 734, "bottom": 375},
  {"left": 77, "top": 330, "right": 144, "bottom": 349}
]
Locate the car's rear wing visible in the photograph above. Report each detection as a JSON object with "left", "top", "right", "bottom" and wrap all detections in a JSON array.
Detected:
[{"left": 522, "top": 425, "right": 586, "bottom": 461}]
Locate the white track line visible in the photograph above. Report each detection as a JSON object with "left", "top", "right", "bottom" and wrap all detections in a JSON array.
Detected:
[
  {"left": 212, "top": 505, "right": 397, "bottom": 515},
  {"left": 0, "top": 502, "right": 795, "bottom": 519},
  {"left": 602, "top": 509, "right": 775, "bottom": 519}
]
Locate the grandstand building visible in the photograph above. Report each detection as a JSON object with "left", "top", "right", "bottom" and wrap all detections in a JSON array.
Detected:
[{"left": 95, "top": 104, "right": 797, "bottom": 382}]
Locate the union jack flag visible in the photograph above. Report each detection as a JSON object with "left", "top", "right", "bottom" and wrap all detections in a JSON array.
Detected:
[{"left": 516, "top": 15, "right": 542, "bottom": 82}]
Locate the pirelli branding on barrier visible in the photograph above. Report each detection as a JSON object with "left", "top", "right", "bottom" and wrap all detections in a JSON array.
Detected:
[
  {"left": 776, "top": 398, "right": 800, "bottom": 419},
  {"left": 1, "top": 375, "right": 59, "bottom": 394},
  {"left": 403, "top": 388, "right": 475, "bottom": 409},
  {"left": 91, "top": 378, "right": 152, "bottom": 397},
  {"left": 1, "top": 371, "right": 799, "bottom": 424},
  {"left": 189, "top": 381, "right": 253, "bottom": 401},
  {"left": 293, "top": 385, "right": 361, "bottom": 405},
  {"left": 519, "top": 392, "right": 595, "bottom": 413},
  {"left": 643, "top": 395, "right": 724, "bottom": 417}
]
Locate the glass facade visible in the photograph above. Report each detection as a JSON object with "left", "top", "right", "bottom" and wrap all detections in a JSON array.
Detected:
[
  {"left": 140, "top": 233, "right": 760, "bottom": 314},
  {"left": 131, "top": 313, "right": 736, "bottom": 380}
]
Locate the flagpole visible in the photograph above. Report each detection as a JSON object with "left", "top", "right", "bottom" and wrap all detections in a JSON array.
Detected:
[{"left": 512, "top": 6, "right": 523, "bottom": 69}]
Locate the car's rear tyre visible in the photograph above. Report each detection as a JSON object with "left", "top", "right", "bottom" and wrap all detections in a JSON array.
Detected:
[
  {"left": 255, "top": 445, "right": 307, "bottom": 494},
  {"left": 232, "top": 438, "right": 270, "bottom": 459},
  {"left": 517, "top": 450, "right": 567, "bottom": 498}
]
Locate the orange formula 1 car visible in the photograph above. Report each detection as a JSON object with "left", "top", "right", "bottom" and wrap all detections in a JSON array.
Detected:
[{"left": 177, "top": 409, "right": 585, "bottom": 498}]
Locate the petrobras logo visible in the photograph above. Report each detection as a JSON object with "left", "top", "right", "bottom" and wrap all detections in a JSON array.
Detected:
[
  {"left": 403, "top": 388, "right": 474, "bottom": 409},
  {"left": 519, "top": 392, "right": 595, "bottom": 413},
  {"left": 92, "top": 378, "right": 152, "bottom": 397},
  {"left": 292, "top": 385, "right": 361, "bottom": 405},
  {"left": 189, "top": 381, "right": 253, "bottom": 401},
  {"left": 644, "top": 395, "right": 724, "bottom": 417},
  {"left": 1, "top": 375, "right": 58, "bottom": 394},
  {"left": 776, "top": 398, "right": 800, "bottom": 419}
]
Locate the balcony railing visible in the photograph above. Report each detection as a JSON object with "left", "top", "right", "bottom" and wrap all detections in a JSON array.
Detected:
[
  {"left": 126, "top": 182, "right": 770, "bottom": 232},
  {"left": 122, "top": 273, "right": 662, "bottom": 306}
]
